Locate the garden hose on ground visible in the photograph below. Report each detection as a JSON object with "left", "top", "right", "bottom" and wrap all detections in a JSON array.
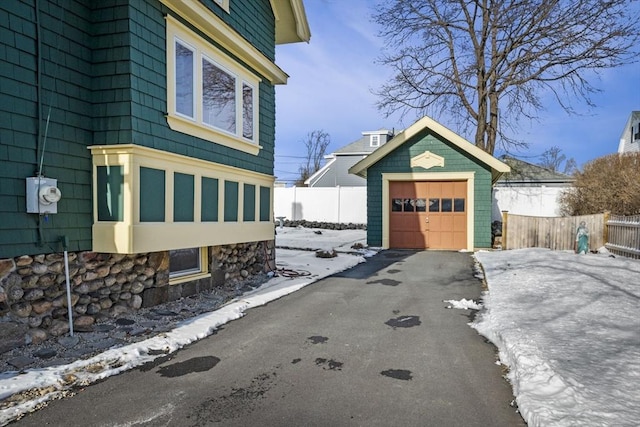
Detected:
[
  {"left": 274, "top": 268, "right": 311, "bottom": 278},
  {"left": 262, "top": 241, "right": 312, "bottom": 278}
]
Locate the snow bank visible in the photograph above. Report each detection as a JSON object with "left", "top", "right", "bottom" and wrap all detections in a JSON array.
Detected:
[{"left": 472, "top": 248, "right": 640, "bottom": 427}]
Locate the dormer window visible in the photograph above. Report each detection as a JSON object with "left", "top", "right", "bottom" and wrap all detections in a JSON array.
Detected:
[{"left": 370, "top": 134, "right": 380, "bottom": 147}]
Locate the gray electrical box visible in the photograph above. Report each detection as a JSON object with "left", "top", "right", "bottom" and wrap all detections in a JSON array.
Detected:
[{"left": 26, "top": 177, "right": 61, "bottom": 214}]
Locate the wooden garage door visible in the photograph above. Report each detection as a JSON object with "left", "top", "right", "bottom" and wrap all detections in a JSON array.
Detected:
[{"left": 389, "top": 181, "right": 467, "bottom": 249}]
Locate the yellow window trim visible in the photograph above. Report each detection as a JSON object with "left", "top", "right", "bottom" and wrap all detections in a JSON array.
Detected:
[
  {"left": 169, "top": 247, "right": 211, "bottom": 285},
  {"left": 166, "top": 115, "right": 261, "bottom": 156},
  {"left": 381, "top": 172, "right": 475, "bottom": 251},
  {"left": 90, "top": 144, "right": 275, "bottom": 254},
  {"left": 166, "top": 16, "right": 261, "bottom": 154},
  {"left": 160, "top": 1, "right": 288, "bottom": 84},
  {"left": 170, "top": 271, "right": 211, "bottom": 285}
]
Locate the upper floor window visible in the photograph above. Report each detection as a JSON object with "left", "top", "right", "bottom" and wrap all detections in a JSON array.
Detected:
[
  {"left": 167, "top": 16, "right": 260, "bottom": 155},
  {"left": 370, "top": 134, "right": 380, "bottom": 147}
]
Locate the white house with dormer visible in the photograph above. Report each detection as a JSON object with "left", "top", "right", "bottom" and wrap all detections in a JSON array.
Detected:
[
  {"left": 304, "top": 129, "right": 395, "bottom": 187},
  {"left": 618, "top": 111, "right": 640, "bottom": 153}
]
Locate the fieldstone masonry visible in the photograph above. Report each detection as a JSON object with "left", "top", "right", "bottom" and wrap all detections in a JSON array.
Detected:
[{"left": 0, "top": 240, "right": 272, "bottom": 349}]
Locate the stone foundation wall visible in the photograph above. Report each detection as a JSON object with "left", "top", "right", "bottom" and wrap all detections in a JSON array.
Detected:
[
  {"left": 0, "top": 240, "right": 272, "bottom": 342},
  {"left": 281, "top": 220, "right": 367, "bottom": 230}
]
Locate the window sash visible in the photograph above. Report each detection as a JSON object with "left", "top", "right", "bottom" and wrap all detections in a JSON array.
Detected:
[
  {"left": 169, "top": 247, "right": 202, "bottom": 278},
  {"left": 202, "top": 57, "right": 236, "bottom": 134},
  {"left": 172, "top": 35, "right": 258, "bottom": 143},
  {"left": 175, "top": 41, "right": 195, "bottom": 118}
]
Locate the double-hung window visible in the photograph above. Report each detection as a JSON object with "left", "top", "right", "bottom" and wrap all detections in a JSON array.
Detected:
[{"left": 167, "top": 16, "right": 260, "bottom": 154}]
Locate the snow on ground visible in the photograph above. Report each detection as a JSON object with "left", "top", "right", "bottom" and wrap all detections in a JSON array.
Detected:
[
  {"left": 275, "top": 226, "right": 371, "bottom": 254},
  {"left": 0, "top": 229, "right": 369, "bottom": 426},
  {"left": 3, "top": 229, "right": 638, "bottom": 427},
  {"left": 473, "top": 248, "right": 640, "bottom": 427},
  {"left": 443, "top": 298, "right": 483, "bottom": 310}
]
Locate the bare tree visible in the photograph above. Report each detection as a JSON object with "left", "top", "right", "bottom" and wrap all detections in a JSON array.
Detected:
[
  {"left": 373, "top": 0, "right": 639, "bottom": 155},
  {"left": 295, "top": 130, "right": 331, "bottom": 186},
  {"left": 539, "top": 146, "right": 577, "bottom": 174}
]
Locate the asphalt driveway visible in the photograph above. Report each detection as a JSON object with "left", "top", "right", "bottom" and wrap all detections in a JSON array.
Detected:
[{"left": 17, "top": 250, "right": 525, "bottom": 426}]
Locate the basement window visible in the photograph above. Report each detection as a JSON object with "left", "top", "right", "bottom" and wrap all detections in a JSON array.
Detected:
[{"left": 169, "top": 247, "right": 210, "bottom": 284}]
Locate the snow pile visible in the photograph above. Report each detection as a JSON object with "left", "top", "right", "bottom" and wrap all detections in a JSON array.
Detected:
[
  {"left": 443, "top": 298, "right": 482, "bottom": 310},
  {"left": 275, "top": 227, "right": 367, "bottom": 253},
  {"left": 472, "top": 248, "right": 640, "bottom": 427}
]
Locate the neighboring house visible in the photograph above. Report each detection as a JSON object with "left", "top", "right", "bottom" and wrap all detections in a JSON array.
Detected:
[
  {"left": 617, "top": 111, "right": 640, "bottom": 153},
  {"left": 0, "top": 1, "right": 309, "bottom": 334},
  {"left": 492, "top": 157, "right": 574, "bottom": 221},
  {"left": 305, "top": 129, "right": 394, "bottom": 187},
  {"left": 350, "top": 116, "right": 510, "bottom": 251}
]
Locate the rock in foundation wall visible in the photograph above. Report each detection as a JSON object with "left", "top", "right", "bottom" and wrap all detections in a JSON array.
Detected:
[{"left": 0, "top": 240, "right": 272, "bottom": 349}]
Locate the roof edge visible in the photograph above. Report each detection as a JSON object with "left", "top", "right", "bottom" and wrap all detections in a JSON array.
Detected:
[
  {"left": 271, "top": 0, "right": 311, "bottom": 44},
  {"left": 349, "top": 116, "right": 510, "bottom": 182}
]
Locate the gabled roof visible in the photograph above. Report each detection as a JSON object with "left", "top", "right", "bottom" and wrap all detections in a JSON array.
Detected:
[
  {"left": 349, "top": 116, "right": 510, "bottom": 183},
  {"left": 334, "top": 129, "right": 394, "bottom": 155},
  {"left": 498, "top": 156, "right": 574, "bottom": 184},
  {"left": 271, "top": 0, "right": 311, "bottom": 44}
]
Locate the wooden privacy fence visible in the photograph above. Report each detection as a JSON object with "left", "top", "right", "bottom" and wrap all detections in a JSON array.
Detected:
[
  {"left": 606, "top": 214, "right": 640, "bottom": 259},
  {"left": 503, "top": 213, "right": 606, "bottom": 252}
]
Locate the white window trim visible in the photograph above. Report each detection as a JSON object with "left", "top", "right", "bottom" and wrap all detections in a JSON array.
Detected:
[
  {"left": 370, "top": 134, "right": 380, "bottom": 147},
  {"left": 166, "top": 16, "right": 261, "bottom": 155}
]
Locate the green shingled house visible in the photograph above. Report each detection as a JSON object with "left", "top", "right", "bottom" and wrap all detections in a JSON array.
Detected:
[
  {"left": 349, "top": 116, "right": 510, "bottom": 251},
  {"left": 0, "top": 1, "right": 309, "bottom": 333}
]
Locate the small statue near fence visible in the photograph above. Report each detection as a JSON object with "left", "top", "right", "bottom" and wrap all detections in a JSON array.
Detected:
[{"left": 575, "top": 221, "right": 589, "bottom": 254}]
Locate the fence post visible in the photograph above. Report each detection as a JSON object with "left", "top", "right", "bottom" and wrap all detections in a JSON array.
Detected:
[
  {"left": 501, "top": 211, "right": 509, "bottom": 250},
  {"left": 603, "top": 211, "right": 610, "bottom": 247},
  {"left": 337, "top": 186, "right": 341, "bottom": 224}
]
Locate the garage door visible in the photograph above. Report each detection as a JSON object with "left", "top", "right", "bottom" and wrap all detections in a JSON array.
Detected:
[{"left": 389, "top": 181, "right": 467, "bottom": 250}]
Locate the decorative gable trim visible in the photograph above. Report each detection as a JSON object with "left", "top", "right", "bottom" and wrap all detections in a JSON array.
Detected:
[
  {"left": 349, "top": 116, "right": 510, "bottom": 183},
  {"left": 410, "top": 151, "right": 445, "bottom": 170}
]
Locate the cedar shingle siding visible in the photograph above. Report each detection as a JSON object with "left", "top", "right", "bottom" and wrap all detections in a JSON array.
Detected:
[{"left": 0, "top": 0, "right": 278, "bottom": 258}]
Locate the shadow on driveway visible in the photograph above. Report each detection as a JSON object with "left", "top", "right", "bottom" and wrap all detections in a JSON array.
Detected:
[{"left": 332, "top": 249, "right": 417, "bottom": 279}]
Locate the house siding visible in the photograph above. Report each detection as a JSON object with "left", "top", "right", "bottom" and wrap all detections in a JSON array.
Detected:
[
  {"left": 311, "top": 156, "right": 367, "bottom": 187},
  {"left": 366, "top": 129, "right": 494, "bottom": 248},
  {"left": 0, "top": 1, "right": 94, "bottom": 258},
  {"left": 0, "top": 0, "right": 278, "bottom": 259}
]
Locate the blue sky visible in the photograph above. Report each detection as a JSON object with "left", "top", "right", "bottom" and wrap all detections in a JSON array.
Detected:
[{"left": 273, "top": 0, "right": 639, "bottom": 183}]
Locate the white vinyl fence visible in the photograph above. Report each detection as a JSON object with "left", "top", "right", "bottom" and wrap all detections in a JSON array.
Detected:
[
  {"left": 606, "top": 214, "right": 640, "bottom": 259},
  {"left": 274, "top": 186, "right": 367, "bottom": 224}
]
